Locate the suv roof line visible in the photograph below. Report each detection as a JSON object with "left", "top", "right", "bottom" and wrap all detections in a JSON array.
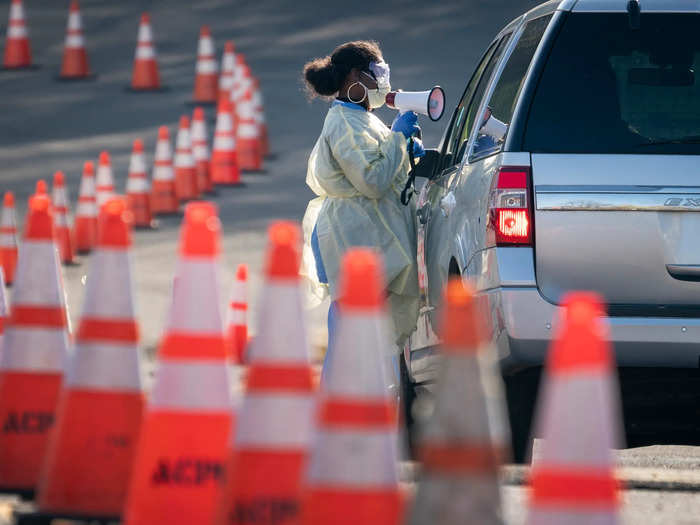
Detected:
[{"left": 573, "top": 0, "right": 700, "bottom": 12}]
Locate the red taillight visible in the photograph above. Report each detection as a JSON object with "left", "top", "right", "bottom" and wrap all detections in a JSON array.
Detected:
[{"left": 488, "top": 166, "right": 532, "bottom": 246}]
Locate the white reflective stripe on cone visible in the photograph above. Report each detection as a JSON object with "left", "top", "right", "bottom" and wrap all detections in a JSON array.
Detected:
[
  {"left": 526, "top": 509, "right": 617, "bottom": 525},
  {"left": 129, "top": 154, "right": 147, "bottom": 174},
  {"left": 1, "top": 328, "right": 68, "bottom": 372},
  {"left": 150, "top": 360, "right": 231, "bottom": 411},
  {"left": 96, "top": 191, "right": 115, "bottom": 207},
  {"left": 68, "top": 12, "right": 81, "bottom": 30},
  {"left": 167, "top": 259, "right": 224, "bottom": 334},
  {"left": 137, "top": 24, "right": 153, "bottom": 43},
  {"left": 248, "top": 282, "right": 310, "bottom": 363},
  {"left": 235, "top": 393, "right": 315, "bottom": 448},
  {"left": 213, "top": 136, "right": 235, "bottom": 150},
  {"left": 196, "top": 60, "right": 217, "bottom": 75},
  {"left": 76, "top": 201, "right": 97, "bottom": 217},
  {"left": 135, "top": 46, "right": 155, "bottom": 60},
  {"left": 193, "top": 144, "right": 209, "bottom": 159},
  {"left": 52, "top": 190, "right": 68, "bottom": 208},
  {"left": 174, "top": 152, "right": 194, "bottom": 168},
  {"left": 535, "top": 372, "right": 620, "bottom": 467},
  {"left": 228, "top": 309, "right": 245, "bottom": 325},
  {"left": 0, "top": 233, "right": 15, "bottom": 246},
  {"left": 216, "top": 114, "right": 233, "bottom": 132},
  {"left": 65, "top": 34, "right": 84, "bottom": 48},
  {"left": 82, "top": 250, "right": 136, "bottom": 318},
  {"left": 237, "top": 124, "right": 259, "bottom": 139},
  {"left": 12, "top": 242, "right": 64, "bottom": 306},
  {"left": 237, "top": 101, "right": 256, "bottom": 119},
  {"left": 154, "top": 140, "right": 172, "bottom": 161},
  {"left": 10, "top": 3, "right": 24, "bottom": 20},
  {"left": 322, "top": 310, "right": 396, "bottom": 398},
  {"left": 198, "top": 37, "right": 215, "bottom": 57},
  {"left": 68, "top": 341, "right": 142, "bottom": 391},
  {"left": 153, "top": 166, "right": 174, "bottom": 181},
  {"left": 306, "top": 428, "right": 399, "bottom": 486},
  {"left": 127, "top": 178, "right": 150, "bottom": 193},
  {"left": 54, "top": 215, "right": 68, "bottom": 228},
  {"left": 79, "top": 176, "right": 96, "bottom": 196},
  {"left": 7, "top": 26, "right": 27, "bottom": 38}
]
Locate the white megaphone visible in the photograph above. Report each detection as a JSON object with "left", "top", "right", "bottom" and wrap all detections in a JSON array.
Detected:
[{"left": 385, "top": 86, "right": 446, "bottom": 121}]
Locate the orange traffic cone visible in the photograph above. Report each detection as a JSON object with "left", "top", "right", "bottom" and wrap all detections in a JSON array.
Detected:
[
  {"left": 126, "top": 139, "right": 154, "bottom": 229},
  {"left": 216, "top": 225, "right": 315, "bottom": 525},
  {"left": 96, "top": 151, "right": 115, "bottom": 208},
  {"left": 0, "top": 192, "right": 18, "bottom": 285},
  {"left": 236, "top": 74, "right": 263, "bottom": 172},
  {"left": 0, "top": 265, "right": 7, "bottom": 344},
  {"left": 191, "top": 107, "right": 214, "bottom": 195},
  {"left": 35, "top": 179, "right": 48, "bottom": 196},
  {"left": 151, "top": 126, "right": 179, "bottom": 215},
  {"left": 3, "top": 0, "right": 32, "bottom": 70},
  {"left": 59, "top": 0, "right": 92, "bottom": 80},
  {"left": 124, "top": 202, "right": 233, "bottom": 525},
  {"left": 408, "top": 279, "right": 510, "bottom": 525},
  {"left": 37, "top": 198, "right": 145, "bottom": 519},
  {"left": 218, "top": 41, "right": 235, "bottom": 106},
  {"left": 526, "top": 293, "right": 622, "bottom": 524},
  {"left": 226, "top": 263, "right": 248, "bottom": 362},
  {"left": 51, "top": 171, "right": 76, "bottom": 265},
  {"left": 192, "top": 25, "right": 218, "bottom": 104},
  {"left": 211, "top": 97, "right": 241, "bottom": 186},
  {"left": 130, "top": 13, "right": 161, "bottom": 91},
  {"left": 251, "top": 78, "right": 269, "bottom": 158},
  {"left": 0, "top": 194, "right": 70, "bottom": 496},
  {"left": 174, "top": 115, "right": 199, "bottom": 201},
  {"left": 74, "top": 161, "right": 98, "bottom": 254},
  {"left": 301, "top": 249, "right": 403, "bottom": 525}
]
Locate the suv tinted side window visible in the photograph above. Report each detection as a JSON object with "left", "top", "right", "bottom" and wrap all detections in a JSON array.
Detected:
[
  {"left": 451, "top": 35, "right": 512, "bottom": 166},
  {"left": 439, "top": 36, "right": 510, "bottom": 172},
  {"left": 471, "top": 15, "right": 552, "bottom": 159}
]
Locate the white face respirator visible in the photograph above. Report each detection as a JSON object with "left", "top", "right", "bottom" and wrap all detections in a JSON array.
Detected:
[{"left": 348, "top": 61, "right": 391, "bottom": 109}]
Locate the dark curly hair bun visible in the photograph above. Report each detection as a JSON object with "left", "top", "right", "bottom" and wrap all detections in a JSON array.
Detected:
[{"left": 303, "top": 40, "right": 383, "bottom": 98}]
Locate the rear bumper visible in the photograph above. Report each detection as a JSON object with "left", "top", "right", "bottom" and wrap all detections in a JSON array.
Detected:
[{"left": 491, "top": 286, "right": 700, "bottom": 373}]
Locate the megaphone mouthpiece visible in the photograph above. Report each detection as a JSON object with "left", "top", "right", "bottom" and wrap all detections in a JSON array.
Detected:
[{"left": 386, "top": 86, "right": 446, "bottom": 122}]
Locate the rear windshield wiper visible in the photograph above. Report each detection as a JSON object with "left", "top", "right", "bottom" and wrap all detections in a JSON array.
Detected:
[{"left": 639, "top": 136, "right": 700, "bottom": 146}]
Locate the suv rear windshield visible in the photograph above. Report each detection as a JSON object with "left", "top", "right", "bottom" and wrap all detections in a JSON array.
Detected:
[{"left": 524, "top": 13, "right": 700, "bottom": 154}]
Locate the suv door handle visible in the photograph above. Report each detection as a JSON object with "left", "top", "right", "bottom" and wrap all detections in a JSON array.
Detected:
[{"left": 666, "top": 264, "right": 700, "bottom": 282}]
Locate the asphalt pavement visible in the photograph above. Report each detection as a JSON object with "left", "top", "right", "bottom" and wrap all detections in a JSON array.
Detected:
[{"left": 1, "top": 0, "right": 699, "bottom": 523}]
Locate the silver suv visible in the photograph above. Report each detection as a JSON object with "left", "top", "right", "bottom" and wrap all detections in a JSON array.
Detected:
[{"left": 404, "top": 0, "right": 700, "bottom": 460}]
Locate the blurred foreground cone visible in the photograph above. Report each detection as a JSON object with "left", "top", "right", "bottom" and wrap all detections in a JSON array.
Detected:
[
  {"left": 301, "top": 249, "right": 403, "bottom": 525},
  {"left": 218, "top": 41, "right": 235, "bottom": 107},
  {"left": 211, "top": 97, "right": 240, "bottom": 186},
  {"left": 38, "top": 198, "right": 145, "bottom": 517},
  {"left": 0, "top": 195, "right": 69, "bottom": 495},
  {"left": 216, "top": 225, "right": 314, "bottom": 525},
  {"left": 0, "top": 266, "right": 7, "bottom": 346},
  {"left": 192, "top": 107, "right": 214, "bottom": 194},
  {"left": 124, "top": 202, "right": 233, "bottom": 525},
  {"left": 174, "top": 116, "right": 199, "bottom": 201},
  {"left": 0, "top": 192, "right": 18, "bottom": 285},
  {"left": 74, "top": 161, "right": 98, "bottom": 254},
  {"left": 526, "top": 293, "right": 622, "bottom": 524},
  {"left": 252, "top": 78, "right": 269, "bottom": 158},
  {"left": 192, "top": 25, "right": 218, "bottom": 103},
  {"left": 225, "top": 264, "right": 248, "bottom": 362},
  {"left": 3, "top": 0, "right": 32, "bottom": 69},
  {"left": 51, "top": 171, "right": 76, "bottom": 265},
  {"left": 96, "top": 151, "right": 115, "bottom": 208},
  {"left": 151, "top": 126, "right": 179, "bottom": 215},
  {"left": 126, "top": 139, "right": 154, "bottom": 228},
  {"left": 236, "top": 77, "right": 263, "bottom": 172},
  {"left": 130, "top": 13, "right": 161, "bottom": 91},
  {"left": 59, "top": 0, "right": 91, "bottom": 79},
  {"left": 408, "top": 279, "right": 510, "bottom": 525}
]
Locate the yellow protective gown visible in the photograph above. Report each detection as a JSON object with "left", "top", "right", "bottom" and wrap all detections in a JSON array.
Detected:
[{"left": 301, "top": 103, "right": 420, "bottom": 346}]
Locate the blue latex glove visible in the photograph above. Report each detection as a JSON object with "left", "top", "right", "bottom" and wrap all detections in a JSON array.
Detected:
[
  {"left": 409, "top": 137, "right": 426, "bottom": 158},
  {"left": 391, "top": 111, "right": 420, "bottom": 139}
]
